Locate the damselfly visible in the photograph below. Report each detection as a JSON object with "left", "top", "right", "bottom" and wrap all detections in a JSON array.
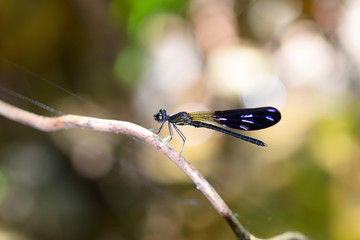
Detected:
[{"left": 153, "top": 107, "right": 281, "bottom": 154}]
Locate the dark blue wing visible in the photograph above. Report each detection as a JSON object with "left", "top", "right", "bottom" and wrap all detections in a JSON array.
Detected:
[{"left": 212, "top": 107, "right": 281, "bottom": 131}]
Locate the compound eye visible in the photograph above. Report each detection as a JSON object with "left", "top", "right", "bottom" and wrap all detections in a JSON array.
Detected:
[
  {"left": 153, "top": 112, "right": 163, "bottom": 122},
  {"left": 154, "top": 109, "right": 167, "bottom": 123}
]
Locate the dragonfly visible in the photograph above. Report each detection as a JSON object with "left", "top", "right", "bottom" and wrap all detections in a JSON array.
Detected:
[{"left": 153, "top": 107, "right": 281, "bottom": 154}]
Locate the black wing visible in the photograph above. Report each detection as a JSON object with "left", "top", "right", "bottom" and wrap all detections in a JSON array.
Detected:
[{"left": 212, "top": 107, "right": 281, "bottom": 131}]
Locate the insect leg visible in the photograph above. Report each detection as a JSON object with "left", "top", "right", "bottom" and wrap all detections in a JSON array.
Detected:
[
  {"left": 150, "top": 121, "right": 166, "bottom": 134},
  {"left": 163, "top": 121, "right": 174, "bottom": 143},
  {"left": 172, "top": 124, "right": 186, "bottom": 155}
]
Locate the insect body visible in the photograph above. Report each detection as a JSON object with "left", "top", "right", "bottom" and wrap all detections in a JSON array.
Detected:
[{"left": 153, "top": 107, "right": 281, "bottom": 154}]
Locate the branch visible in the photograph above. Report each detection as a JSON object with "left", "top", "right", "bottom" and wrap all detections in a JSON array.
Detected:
[{"left": 0, "top": 99, "right": 309, "bottom": 240}]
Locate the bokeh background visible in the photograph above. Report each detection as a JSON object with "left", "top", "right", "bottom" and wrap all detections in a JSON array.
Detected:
[{"left": 0, "top": 0, "right": 359, "bottom": 239}]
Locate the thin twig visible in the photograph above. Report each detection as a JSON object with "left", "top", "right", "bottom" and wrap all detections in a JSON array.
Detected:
[{"left": 0, "top": 99, "right": 309, "bottom": 240}]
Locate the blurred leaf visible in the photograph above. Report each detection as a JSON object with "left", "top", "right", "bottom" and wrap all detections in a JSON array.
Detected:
[
  {"left": 109, "top": 0, "right": 187, "bottom": 38},
  {"left": 114, "top": 46, "right": 146, "bottom": 85}
]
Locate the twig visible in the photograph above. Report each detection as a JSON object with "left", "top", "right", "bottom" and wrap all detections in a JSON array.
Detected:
[{"left": 0, "top": 99, "right": 309, "bottom": 240}]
